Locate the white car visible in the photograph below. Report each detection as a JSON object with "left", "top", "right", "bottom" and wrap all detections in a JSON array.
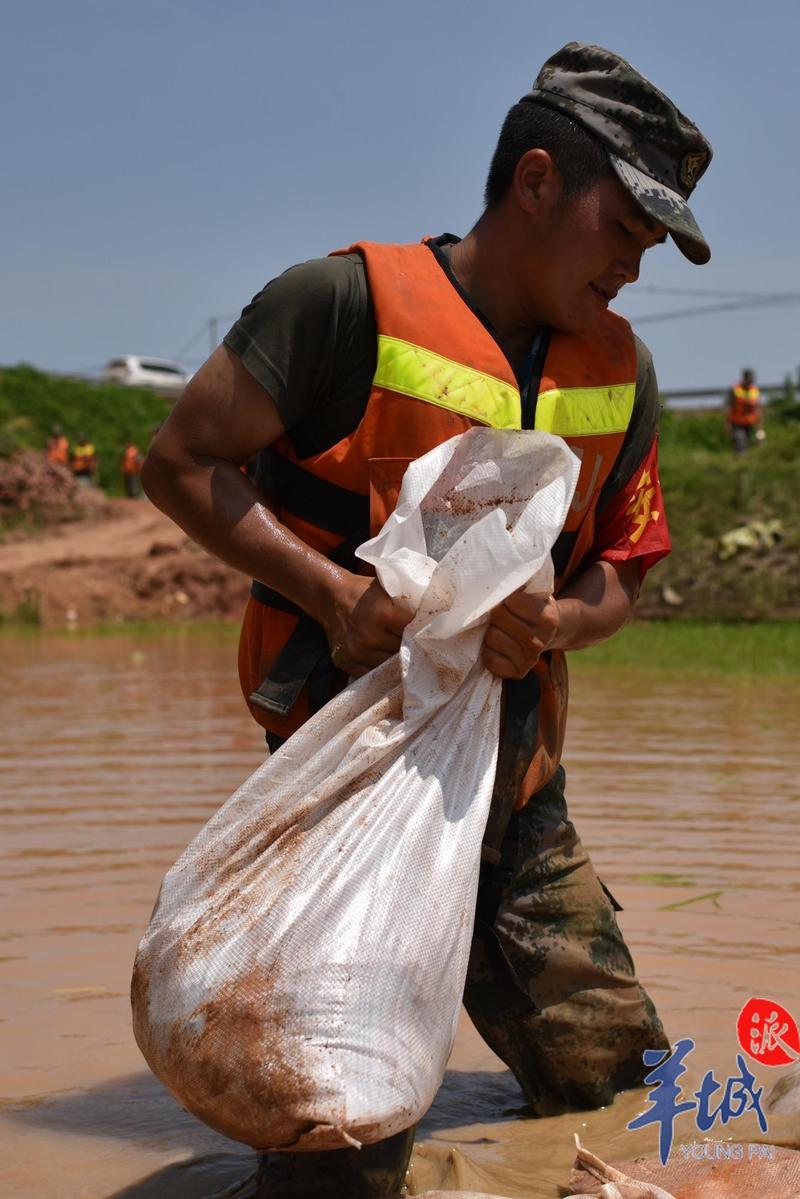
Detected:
[{"left": 103, "top": 356, "right": 192, "bottom": 392}]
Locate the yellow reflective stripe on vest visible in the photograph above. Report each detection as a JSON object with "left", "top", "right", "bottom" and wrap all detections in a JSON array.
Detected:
[
  {"left": 534, "top": 384, "right": 636, "bottom": 437},
  {"left": 374, "top": 334, "right": 521, "bottom": 429}
]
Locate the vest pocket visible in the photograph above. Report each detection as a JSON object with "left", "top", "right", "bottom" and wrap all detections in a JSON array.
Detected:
[{"left": 367, "top": 457, "right": 414, "bottom": 537}]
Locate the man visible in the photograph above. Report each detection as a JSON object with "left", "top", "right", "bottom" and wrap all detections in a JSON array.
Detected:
[
  {"left": 142, "top": 42, "right": 712, "bottom": 1199},
  {"left": 120, "top": 438, "right": 143, "bottom": 497},
  {"left": 727, "top": 367, "right": 763, "bottom": 452},
  {"left": 45, "top": 422, "right": 69, "bottom": 467},
  {"left": 70, "top": 432, "right": 97, "bottom": 485}
]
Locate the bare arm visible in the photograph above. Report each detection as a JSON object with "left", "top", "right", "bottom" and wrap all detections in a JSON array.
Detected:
[
  {"left": 481, "top": 558, "right": 640, "bottom": 678},
  {"left": 141, "top": 345, "right": 412, "bottom": 675}
]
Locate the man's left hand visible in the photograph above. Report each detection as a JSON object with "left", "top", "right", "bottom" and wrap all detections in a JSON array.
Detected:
[{"left": 482, "top": 589, "right": 560, "bottom": 679}]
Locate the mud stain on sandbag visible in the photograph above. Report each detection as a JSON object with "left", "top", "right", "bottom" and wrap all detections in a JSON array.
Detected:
[
  {"left": 421, "top": 486, "right": 529, "bottom": 555},
  {"left": 134, "top": 779, "right": 406, "bottom": 1155},
  {"left": 447, "top": 489, "right": 525, "bottom": 517},
  {"left": 199, "top": 800, "right": 317, "bottom": 901},
  {"left": 130, "top": 947, "right": 153, "bottom": 1049},
  {"left": 133, "top": 733, "right": 410, "bottom": 1106},
  {"left": 132, "top": 854, "right": 331, "bottom": 1149},
  {"left": 153, "top": 962, "right": 343, "bottom": 1150},
  {"left": 192, "top": 690, "right": 403, "bottom": 903}
]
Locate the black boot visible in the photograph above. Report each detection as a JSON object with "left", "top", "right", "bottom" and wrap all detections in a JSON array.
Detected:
[{"left": 255, "top": 1125, "right": 416, "bottom": 1198}]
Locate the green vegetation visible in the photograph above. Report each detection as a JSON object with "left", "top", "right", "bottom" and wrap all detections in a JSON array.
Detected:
[
  {"left": 0, "top": 617, "right": 241, "bottom": 639},
  {"left": 768, "top": 374, "right": 800, "bottom": 424},
  {"left": 0, "top": 365, "right": 173, "bottom": 493},
  {"left": 641, "top": 406, "right": 800, "bottom": 620},
  {"left": 4, "top": 614, "right": 797, "bottom": 676},
  {"left": 0, "top": 364, "right": 797, "bottom": 620},
  {"left": 0, "top": 593, "right": 42, "bottom": 627},
  {"left": 573, "top": 619, "right": 800, "bottom": 675}
]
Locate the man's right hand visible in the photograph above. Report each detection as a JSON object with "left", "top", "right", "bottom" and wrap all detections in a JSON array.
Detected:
[{"left": 323, "top": 575, "right": 415, "bottom": 678}]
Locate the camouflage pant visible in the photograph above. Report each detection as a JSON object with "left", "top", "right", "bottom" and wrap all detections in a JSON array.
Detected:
[
  {"left": 464, "top": 765, "right": 668, "bottom": 1116},
  {"left": 256, "top": 766, "right": 667, "bottom": 1197}
]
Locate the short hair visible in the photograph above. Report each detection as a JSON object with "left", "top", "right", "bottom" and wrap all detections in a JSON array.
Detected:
[{"left": 484, "top": 99, "right": 612, "bottom": 208}]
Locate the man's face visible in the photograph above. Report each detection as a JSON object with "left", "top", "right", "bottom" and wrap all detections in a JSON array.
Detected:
[{"left": 520, "top": 173, "right": 668, "bottom": 334}]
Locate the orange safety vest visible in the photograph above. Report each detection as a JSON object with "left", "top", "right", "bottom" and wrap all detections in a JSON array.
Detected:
[
  {"left": 730, "top": 384, "right": 761, "bottom": 426},
  {"left": 238, "top": 240, "right": 637, "bottom": 830},
  {"left": 46, "top": 436, "right": 69, "bottom": 466},
  {"left": 71, "top": 443, "right": 96, "bottom": 473},
  {"left": 122, "top": 445, "right": 141, "bottom": 474}
]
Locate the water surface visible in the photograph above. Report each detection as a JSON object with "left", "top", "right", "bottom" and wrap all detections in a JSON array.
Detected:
[{"left": 1, "top": 632, "right": 798, "bottom": 1197}]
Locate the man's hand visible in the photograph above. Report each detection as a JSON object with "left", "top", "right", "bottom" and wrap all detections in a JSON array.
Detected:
[
  {"left": 323, "top": 575, "right": 415, "bottom": 678},
  {"left": 481, "top": 560, "right": 642, "bottom": 679},
  {"left": 482, "top": 590, "right": 560, "bottom": 679}
]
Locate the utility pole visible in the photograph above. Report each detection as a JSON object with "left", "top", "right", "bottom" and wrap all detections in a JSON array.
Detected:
[{"left": 209, "top": 317, "right": 219, "bottom": 355}]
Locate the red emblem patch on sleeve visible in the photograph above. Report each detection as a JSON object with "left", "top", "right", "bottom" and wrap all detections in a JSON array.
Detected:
[
  {"left": 624, "top": 466, "right": 661, "bottom": 544},
  {"left": 589, "top": 437, "right": 672, "bottom": 580}
]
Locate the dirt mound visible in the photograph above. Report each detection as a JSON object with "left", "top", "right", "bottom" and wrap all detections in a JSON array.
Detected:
[
  {"left": 131, "top": 540, "right": 252, "bottom": 620},
  {"left": 0, "top": 450, "right": 110, "bottom": 528},
  {"left": 0, "top": 494, "right": 251, "bottom": 627},
  {"left": 0, "top": 540, "right": 251, "bottom": 626}
]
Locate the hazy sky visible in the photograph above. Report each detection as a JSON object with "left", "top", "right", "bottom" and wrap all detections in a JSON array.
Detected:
[{"left": 4, "top": 0, "right": 799, "bottom": 390}]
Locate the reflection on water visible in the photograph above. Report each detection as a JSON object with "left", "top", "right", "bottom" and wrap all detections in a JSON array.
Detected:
[{"left": 1, "top": 633, "right": 798, "bottom": 1198}]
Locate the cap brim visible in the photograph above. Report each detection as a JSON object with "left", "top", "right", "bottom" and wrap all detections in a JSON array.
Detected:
[{"left": 609, "top": 154, "right": 711, "bottom": 265}]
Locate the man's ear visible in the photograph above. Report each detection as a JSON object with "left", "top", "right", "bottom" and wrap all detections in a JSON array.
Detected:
[{"left": 513, "top": 148, "right": 563, "bottom": 219}]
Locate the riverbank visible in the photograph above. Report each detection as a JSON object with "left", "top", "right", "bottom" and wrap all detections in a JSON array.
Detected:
[
  {"left": 638, "top": 407, "right": 800, "bottom": 621},
  {"left": 1, "top": 368, "right": 798, "bottom": 626},
  {"left": 4, "top": 618, "right": 799, "bottom": 677},
  {"left": 0, "top": 489, "right": 250, "bottom": 627},
  {"left": 575, "top": 618, "right": 800, "bottom": 675}
]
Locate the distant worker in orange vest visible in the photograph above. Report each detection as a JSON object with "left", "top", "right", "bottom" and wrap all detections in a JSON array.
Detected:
[
  {"left": 121, "top": 439, "right": 144, "bottom": 497},
  {"left": 45, "top": 423, "right": 69, "bottom": 467},
  {"left": 727, "top": 367, "right": 763, "bottom": 453},
  {"left": 70, "top": 433, "right": 97, "bottom": 485}
]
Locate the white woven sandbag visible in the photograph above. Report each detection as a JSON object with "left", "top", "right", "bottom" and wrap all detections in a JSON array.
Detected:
[{"left": 132, "top": 428, "right": 579, "bottom": 1152}]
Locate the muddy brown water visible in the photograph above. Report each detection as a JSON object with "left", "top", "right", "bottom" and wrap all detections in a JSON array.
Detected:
[{"left": 1, "top": 632, "right": 799, "bottom": 1198}]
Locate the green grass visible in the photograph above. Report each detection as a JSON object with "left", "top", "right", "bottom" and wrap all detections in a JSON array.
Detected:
[
  {"left": 572, "top": 619, "right": 800, "bottom": 675},
  {"left": 0, "top": 594, "right": 42, "bottom": 627},
  {"left": 637, "top": 408, "right": 800, "bottom": 620},
  {"left": 659, "top": 410, "right": 800, "bottom": 545},
  {"left": 0, "top": 617, "right": 240, "bottom": 640},
  {"left": 0, "top": 364, "right": 173, "bottom": 494},
  {"left": 3, "top": 614, "right": 798, "bottom": 676}
]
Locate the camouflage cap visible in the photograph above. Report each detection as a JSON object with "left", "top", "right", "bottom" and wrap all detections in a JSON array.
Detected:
[{"left": 526, "top": 42, "right": 712, "bottom": 264}]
